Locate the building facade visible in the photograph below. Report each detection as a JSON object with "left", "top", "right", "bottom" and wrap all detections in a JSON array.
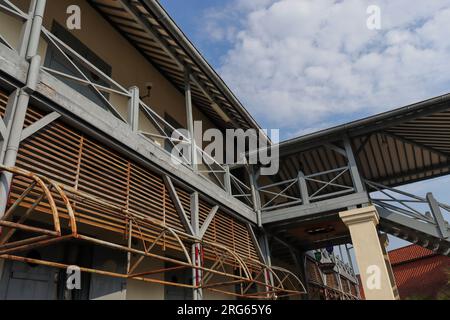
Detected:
[{"left": 0, "top": 0, "right": 448, "bottom": 300}]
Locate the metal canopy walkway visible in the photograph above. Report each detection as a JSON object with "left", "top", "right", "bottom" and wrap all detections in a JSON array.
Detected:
[
  {"left": 366, "top": 180, "right": 450, "bottom": 255},
  {"left": 256, "top": 93, "right": 450, "bottom": 257}
]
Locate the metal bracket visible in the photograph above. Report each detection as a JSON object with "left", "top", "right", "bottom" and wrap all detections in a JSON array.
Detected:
[
  {"left": 20, "top": 111, "right": 60, "bottom": 141},
  {"left": 199, "top": 205, "right": 218, "bottom": 239},
  {"left": 163, "top": 175, "right": 194, "bottom": 235}
]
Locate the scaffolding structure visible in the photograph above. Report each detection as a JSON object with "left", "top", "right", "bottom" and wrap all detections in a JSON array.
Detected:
[{"left": 0, "top": 165, "right": 306, "bottom": 299}]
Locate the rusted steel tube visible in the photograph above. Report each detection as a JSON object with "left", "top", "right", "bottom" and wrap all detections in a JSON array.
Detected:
[
  {"left": 47, "top": 181, "right": 77, "bottom": 236},
  {"left": 0, "top": 191, "right": 47, "bottom": 245},
  {"left": 0, "top": 165, "right": 61, "bottom": 235},
  {"left": 0, "top": 235, "right": 71, "bottom": 255},
  {"left": 1, "top": 181, "right": 36, "bottom": 221},
  {"left": 0, "top": 165, "right": 307, "bottom": 297},
  {"left": 0, "top": 254, "right": 196, "bottom": 290},
  {"left": 0, "top": 235, "right": 50, "bottom": 250},
  {"left": 128, "top": 265, "right": 189, "bottom": 278},
  {"left": 77, "top": 234, "right": 253, "bottom": 283},
  {"left": 0, "top": 220, "right": 59, "bottom": 236}
]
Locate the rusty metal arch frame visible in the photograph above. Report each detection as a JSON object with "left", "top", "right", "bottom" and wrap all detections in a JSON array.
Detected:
[{"left": 0, "top": 165, "right": 306, "bottom": 299}]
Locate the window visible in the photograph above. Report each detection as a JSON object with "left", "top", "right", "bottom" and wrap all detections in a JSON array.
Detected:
[{"left": 44, "top": 22, "right": 112, "bottom": 111}]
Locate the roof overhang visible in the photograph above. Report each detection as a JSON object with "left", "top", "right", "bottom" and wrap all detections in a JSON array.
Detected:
[
  {"left": 87, "top": 0, "right": 262, "bottom": 134},
  {"left": 274, "top": 93, "right": 450, "bottom": 189}
]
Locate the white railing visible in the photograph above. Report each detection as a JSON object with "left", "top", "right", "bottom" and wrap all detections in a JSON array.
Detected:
[
  {"left": 138, "top": 99, "right": 254, "bottom": 206},
  {"left": 40, "top": 26, "right": 130, "bottom": 122},
  {"left": 259, "top": 166, "right": 355, "bottom": 211},
  {"left": 366, "top": 179, "right": 450, "bottom": 235}
]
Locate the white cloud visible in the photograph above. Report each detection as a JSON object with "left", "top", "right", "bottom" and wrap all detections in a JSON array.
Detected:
[{"left": 202, "top": 0, "right": 450, "bottom": 138}]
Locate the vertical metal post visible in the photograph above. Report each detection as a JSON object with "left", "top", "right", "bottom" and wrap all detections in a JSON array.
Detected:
[
  {"left": 345, "top": 244, "right": 354, "bottom": 271},
  {"left": 126, "top": 221, "right": 133, "bottom": 274},
  {"left": 338, "top": 245, "right": 344, "bottom": 261},
  {"left": 0, "top": 0, "right": 45, "bottom": 280},
  {"left": 190, "top": 192, "right": 202, "bottom": 300},
  {"left": 298, "top": 171, "right": 309, "bottom": 205},
  {"left": 426, "top": 193, "right": 449, "bottom": 239},
  {"left": 17, "top": 0, "right": 37, "bottom": 57},
  {"left": 249, "top": 166, "right": 262, "bottom": 227},
  {"left": 25, "top": 0, "right": 46, "bottom": 60},
  {"left": 223, "top": 165, "right": 232, "bottom": 196},
  {"left": 0, "top": 55, "right": 41, "bottom": 217},
  {"left": 127, "top": 86, "right": 140, "bottom": 132},
  {"left": 259, "top": 233, "right": 274, "bottom": 290},
  {"left": 335, "top": 260, "right": 344, "bottom": 296},
  {"left": 0, "top": 90, "right": 19, "bottom": 164},
  {"left": 344, "top": 138, "right": 365, "bottom": 193},
  {"left": 184, "top": 67, "right": 197, "bottom": 171}
]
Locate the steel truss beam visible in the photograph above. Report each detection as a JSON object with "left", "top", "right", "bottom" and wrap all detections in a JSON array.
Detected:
[
  {"left": 163, "top": 175, "right": 194, "bottom": 235},
  {"left": 20, "top": 111, "right": 60, "bottom": 141}
]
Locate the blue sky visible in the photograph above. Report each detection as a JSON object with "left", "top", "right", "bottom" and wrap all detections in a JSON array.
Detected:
[{"left": 159, "top": 0, "right": 450, "bottom": 252}]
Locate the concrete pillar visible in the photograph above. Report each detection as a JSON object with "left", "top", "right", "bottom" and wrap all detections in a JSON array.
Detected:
[
  {"left": 339, "top": 206, "right": 398, "bottom": 300},
  {"left": 378, "top": 233, "right": 400, "bottom": 300}
]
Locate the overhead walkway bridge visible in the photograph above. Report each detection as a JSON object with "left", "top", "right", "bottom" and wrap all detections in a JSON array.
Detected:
[{"left": 256, "top": 93, "right": 450, "bottom": 257}]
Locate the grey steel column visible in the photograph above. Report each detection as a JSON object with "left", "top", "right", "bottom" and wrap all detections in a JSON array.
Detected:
[
  {"left": 17, "top": 0, "right": 37, "bottom": 57},
  {"left": 426, "top": 193, "right": 449, "bottom": 239},
  {"left": 259, "top": 233, "right": 274, "bottom": 292},
  {"left": 184, "top": 67, "right": 197, "bottom": 171},
  {"left": 190, "top": 192, "right": 202, "bottom": 300},
  {"left": 223, "top": 165, "right": 232, "bottom": 195},
  {"left": 249, "top": 166, "right": 262, "bottom": 227},
  {"left": 345, "top": 244, "right": 355, "bottom": 271},
  {"left": 344, "top": 138, "right": 365, "bottom": 193},
  {"left": 0, "top": 56, "right": 41, "bottom": 217},
  {"left": 25, "top": 0, "right": 46, "bottom": 60},
  {"left": 0, "top": 0, "right": 46, "bottom": 218}
]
